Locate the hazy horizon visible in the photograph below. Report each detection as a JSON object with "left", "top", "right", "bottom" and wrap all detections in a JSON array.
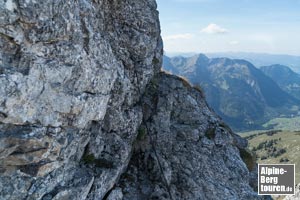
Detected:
[
  {"left": 164, "top": 51, "right": 300, "bottom": 57},
  {"left": 157, "top": 0, "right": 300, "bottom": 56}
]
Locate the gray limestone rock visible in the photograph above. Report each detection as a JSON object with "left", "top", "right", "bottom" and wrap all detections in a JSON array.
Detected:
[
  {"left": 1, "top": 0, "right": 267, "bottom": 200},
  {"left": 118, "top": 73, "right": 265, "bottom": 200},
  {"left": 0, "top": 0, "right": 161, "bottom": 199}
]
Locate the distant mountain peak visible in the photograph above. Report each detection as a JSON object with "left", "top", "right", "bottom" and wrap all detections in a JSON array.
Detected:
[
  {"left": 163, "top": 54, "right": 300, "bottom": 131},
  {"left": 196, "top": 53, "right": 209, "bottom": 59},
  {"left": 205, "top": 52, "right": 300, "bottom": 73}
]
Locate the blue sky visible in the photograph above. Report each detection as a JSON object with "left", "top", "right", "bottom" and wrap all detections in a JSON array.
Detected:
[{"left": 156, "top": 0, "right": 300, "bottom": 55}]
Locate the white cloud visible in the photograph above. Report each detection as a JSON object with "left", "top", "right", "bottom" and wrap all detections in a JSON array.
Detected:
[
  {"left": 163, "top": 33, "right": 194, "bottom": 41},
  {"left": 201, "top": 23, "right": 228, "bottom": 34},
  {"left": 229, "top": 41, "right": 239, "bottom": 45}
]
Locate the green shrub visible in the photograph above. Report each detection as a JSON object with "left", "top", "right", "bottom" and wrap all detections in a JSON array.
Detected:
[
  {"left": 239, "top": 148, "right": 256, "bottom": 171},
  {"left": 152, "top": 57, "right": 160, "bottom": 65},
  {"left": 82, "top": 153, "right": 113, "bottom": 168},
  {"left": 94, "top": 158, "right": 114, "bottom": 168},
  {"left": 82, "top": 154, "right": 95, "bottom": 164},
  {"left": 205, "top": 128, "right": 216, "bottom": 140},
  {"left": 137, "top": 127, "right": 147, "bottom": 141},
  {"left": 280, "top": 158, "right": 289, "bottom": 163}
]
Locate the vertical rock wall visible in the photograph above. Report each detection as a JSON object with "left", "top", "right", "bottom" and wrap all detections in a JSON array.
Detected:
[{"left": 0, "top": 0, "right": 162, "bottom": 199}]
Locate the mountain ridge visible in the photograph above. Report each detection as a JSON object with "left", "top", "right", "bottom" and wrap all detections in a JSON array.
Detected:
[
  {"left": 206, "top": 52, "right": 300, "bottom": 74},
  {"left": 163, "top": 54, "right": 300, "bottom": 131},
  {"left": 260, "top": 64, "right": 300, "bottom": 100}
]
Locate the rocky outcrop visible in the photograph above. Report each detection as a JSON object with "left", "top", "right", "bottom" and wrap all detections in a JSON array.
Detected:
[
  {"left": 0, "top": 0, "right": 161, "bottom": 199},
  {"left": 1, "top": 0, "right": 265, "bottom": 200},
  {"left": 117, "top": 72, "right": 263, "bottom": 200}
]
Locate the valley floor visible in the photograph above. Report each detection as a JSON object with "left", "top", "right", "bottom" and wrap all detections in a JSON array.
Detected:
[{"left": 240, "top": 130, "right": 300, "bottom": 200}]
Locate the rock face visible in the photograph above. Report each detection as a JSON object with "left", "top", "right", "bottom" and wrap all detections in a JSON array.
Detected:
[
  {"left": 0, "top": 0, "right": 264, "bottom": 200},
  {"left": 0, "top": 0, "right": 161, "bottom": 199},
  {"left": 117, "top": 73, "right": 263, "bottom": 200}
]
